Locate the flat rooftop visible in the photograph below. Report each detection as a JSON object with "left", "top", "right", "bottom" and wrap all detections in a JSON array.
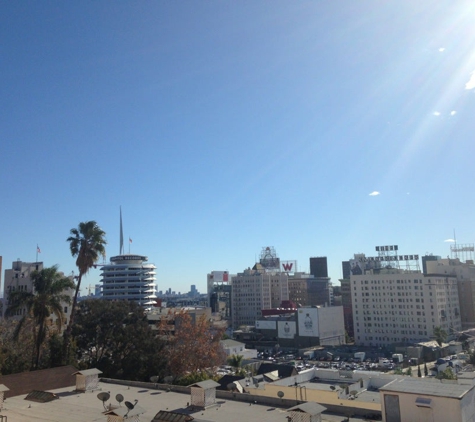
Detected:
[
  {"left": 380, "top": 378, "right": 473, "bottom": 399},
  {"left": 298, "top": 380, "right": 381, "bottom": 404},
  {"left": 1, "top": 381, "right": 293, "bottom": 422}
]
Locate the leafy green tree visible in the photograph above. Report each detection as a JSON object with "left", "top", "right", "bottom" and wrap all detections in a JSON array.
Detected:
[
  {"left": 46, "top": 333, "right": 65, "bottom": 368},
  {"left": 437, "top": 368, "right": 457, "bottom": 380},
  {"left": 174, "top": 371, "right": 221, "bottom": 386},
  {"left": 0, "top": 319, "right": 34, "bottom": 374},
  {"left": 73, "top": 299, "right": 166, "bottom": 381},
  {"left": 433, "top": 326, "right": 448, "bottom": 347},
  {"left": 406, "top": 366, "right": 412, "bottom": 376},
  {"left": 5, "top": 266, "right": 74, "bottom": 369},
  {"left": 64, "top": 221, "right": 106, "bottom": 360}
]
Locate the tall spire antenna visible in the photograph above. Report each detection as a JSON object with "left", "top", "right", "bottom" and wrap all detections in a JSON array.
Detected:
[
  {"left": 453, "top": 229, "right": 457, "bottom": 259},
  {"left": 120, "top": 206, "right": 124, "bottom": 255}
]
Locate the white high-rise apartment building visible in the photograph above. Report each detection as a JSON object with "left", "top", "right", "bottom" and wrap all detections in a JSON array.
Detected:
[
  {"left": 100, "top": 254, "right": 157, "bottom": 307},
  {"left": 100, "top": 209, "right": 158, "bottom": 307},
  {"left": 231, "top": 266, "right": 289, "bottom": 328},
  {"left": 351, "top": 250, "right": 462, "bottom": 347}
]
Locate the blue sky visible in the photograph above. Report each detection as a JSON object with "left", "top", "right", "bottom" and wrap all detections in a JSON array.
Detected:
[{"left": 1, "top": 1, "right": 475, "bottom": 296}]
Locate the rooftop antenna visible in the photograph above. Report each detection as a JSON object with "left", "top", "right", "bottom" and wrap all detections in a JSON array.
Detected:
[
  {"left": 120, "top": 206, "right": 124, "bottom": 255},
  {"left": 453, "top": 229, "right": 457, "bottom": 259}
]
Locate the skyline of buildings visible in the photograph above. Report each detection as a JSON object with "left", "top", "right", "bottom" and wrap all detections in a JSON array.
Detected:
[
  {"left": 0, "top": 239, "right": 469, "bottom": 297},
  {"left": 2, "top": 241, "right": 475, "bottom": 349},
  {"left": 205, "top": 243, "right": 475, "bottom": 349}
]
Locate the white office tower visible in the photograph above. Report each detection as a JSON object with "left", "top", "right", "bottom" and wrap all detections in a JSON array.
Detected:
[{"left": 100, "top": 254, "right": 157, "bottom": 307}]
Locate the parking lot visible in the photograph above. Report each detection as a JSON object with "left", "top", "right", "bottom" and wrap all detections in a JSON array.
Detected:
[{"left": 252, "top": 349, "right": 398, "bottom": 373}]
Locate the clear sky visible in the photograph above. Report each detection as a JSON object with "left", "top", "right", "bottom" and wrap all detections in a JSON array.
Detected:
[{"left": 1, "top": 1, "right": 475, "bottom": 296}]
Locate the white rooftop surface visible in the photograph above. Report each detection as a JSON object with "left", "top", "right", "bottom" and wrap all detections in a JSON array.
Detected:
[{"left": 1, "top": 381, "right": 293, "bottom": 422}]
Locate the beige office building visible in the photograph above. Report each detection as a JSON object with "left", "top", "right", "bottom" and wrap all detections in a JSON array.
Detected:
[
  {"left": 352, "top": 256, "right": 461, "bottom": 347},
  {"left": 231, "top": 266, "right": 288, "bottom": 329},
  {"left": 3, "top": 260, "right": 73, "bottom": 329},
  {"left": 424, "top": 257, "right": 475, "bottom": 331}
]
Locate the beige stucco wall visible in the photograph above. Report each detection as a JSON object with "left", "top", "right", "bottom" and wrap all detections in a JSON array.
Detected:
[
  {"left": 247, "top": 383, "right": 380, "bottom": 413},
  {"left": 381, "top": 393, "right": 462, "bottom": 422},
  {"left": 459, "top": 386, "right": 475, "bottom": 422}
]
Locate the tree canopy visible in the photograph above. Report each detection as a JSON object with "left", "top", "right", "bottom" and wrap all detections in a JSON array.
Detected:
[
  {"left": 158, "top": 310, "right": 226, "bottom": 381},
  {"left": 73, "top": 299, "right": 166, "bottom": 381},
  {"left": 437, "top": 368, "right": 457, "bottom": 380}
]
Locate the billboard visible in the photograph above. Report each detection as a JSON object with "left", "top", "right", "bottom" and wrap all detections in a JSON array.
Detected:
[
  {"left": 255, "top": 320, "right": 276, "bottom": 330},
  {"left": 211, "top": 271, "right": 229, "bottom": 283},
  {"left": 349, "top": 257, "right": 382, "bottom": 275},
  {"left": 317, "top": 306, "right": 345, "bottom": 345},
  {"left": 281, "top": 260, "right": 297, "bottom": 273},
  {"left": 277, "top": 321, "right": 296, "bottom": 339},
  {"left": 349, "top": 258, "right": 365, "bottom": 275},
  {"left": 297, "top": 308, "right": 319, "bottom": 337}
]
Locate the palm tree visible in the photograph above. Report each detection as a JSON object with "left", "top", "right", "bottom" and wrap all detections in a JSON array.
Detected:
[
  {"left": 433, "top": 326, "right": 448, "bottom": 347},
  {"left": 227, "top": 354, "right": 244, "bottom": 371},
  {"left": 5, "top": 265, "right": 75, "bottom": 370},
  {"left": 63, "top": 221, "right": 106, "bottom": 358}
]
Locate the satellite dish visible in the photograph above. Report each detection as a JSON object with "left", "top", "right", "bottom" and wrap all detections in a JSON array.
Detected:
[
  {"left": 150, "top": 376, "right": 159, "bottom": 383},
  {"left": 125, "top": 399, "right": 138, "bottom": 417},
  {"left": 277, "top": 391, "right": 284, "bottom": 399},
  {"left": 227, "top": 383, "right": 236, "bottom": 391},
  {"left": 97, "top": 392, "right": 110, "bottom": 409},
  {"left": 116, "top": 394, "right": 124, "bottom": 406}
]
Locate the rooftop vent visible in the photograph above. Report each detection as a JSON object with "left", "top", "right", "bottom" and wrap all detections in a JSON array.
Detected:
[
  {"left": 24, "top": 391, "right": 58, "bottom": 403},
  {"left": 415, "top": 397, "right": 432, "bottom": 408}
]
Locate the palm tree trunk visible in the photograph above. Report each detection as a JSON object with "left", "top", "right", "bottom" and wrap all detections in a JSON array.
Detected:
[
  {"left": 62, "top": 273, "right": 82, "bottom": 363},
  {"left": 31, "top": 322, "right": 38, "bottom": 370},
  {"left": 35, "top": 323, "right": 46, "bottom": 370}
]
